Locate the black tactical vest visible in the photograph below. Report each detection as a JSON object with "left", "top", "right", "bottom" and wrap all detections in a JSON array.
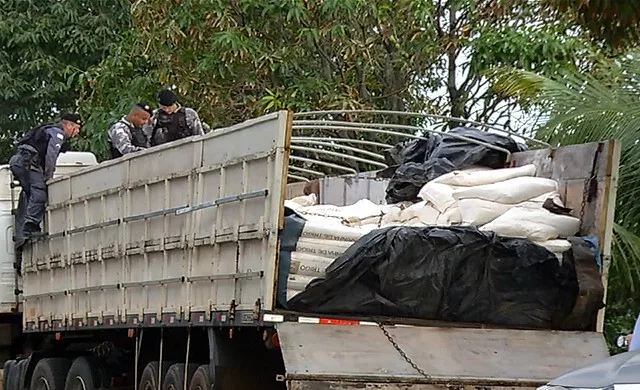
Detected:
[
  {"left": 151, "top": 109, "right": 190, "bottom": 146},
  {"left": 109, "top": 120, "right": 148, "bottom": 159},
  {"left": 18, "top": 124, "right": 56, "bottom": 168}
]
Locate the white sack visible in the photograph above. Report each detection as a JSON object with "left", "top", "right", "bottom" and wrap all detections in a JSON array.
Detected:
[
  {"left": 300, "top": 222, "right": 372, "bottom": 241},
  {"left": 435, "top": 205, "right": 461, "bottom": 226},
  {"left": 287, "top": 274, "right": 317, "bottom": 291},
  {"left": 284, "top": 200, "right": 303, "bottom": 210},
  {"left": 288, "top": 193, "right": 317, "bottom": 206},
  {"left": 286, "top": 289, "right": 302, "bottom": 301},
  {"left": 381, "top": 206, "right": 403, "bottom": 226},
  {"left": 297, "top": 199, "right": 383, "bottom": 221},
  {"left": 399, "top": 201, "right": 440, "bottom": 225},
  {"left": 480, "top": 207, "right": 580, "bottom": 241},
  {"left": 299, "top": 214, "right": 345, "bottom": 225},
  {"left": 458, "top": 198, "right": 514, "bottom": 226},
  {"left": 452, "top": 176, "right": 558, "bottom": 204},
  {"left": 529, "top": 191, "right": 566, "bottom": 207},
  {"left": 537, "top": 239, "right": 572, "bottom": 254},
  {"left": 295, "top": 237, "right": 354, "bottom": 258},
  {"left": 418, "top": 182, "right": 458, "bottom": 213},
  {"left": 343, "top": 215, "right": 383, "bottom": 227},
  {"left": 432, "top": 164, "right": 536, "bottom": 187},
  {"left": 290, "top": 251, "right": 334, "bottom": 277}
]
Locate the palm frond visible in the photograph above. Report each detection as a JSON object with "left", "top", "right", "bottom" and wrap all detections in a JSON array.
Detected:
[{"left": 494, "top": 55, "right": 640, "bottom": 301}]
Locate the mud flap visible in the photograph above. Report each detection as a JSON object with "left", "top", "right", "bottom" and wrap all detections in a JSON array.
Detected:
[{"left": 276, "top": 322, "right": 608, "bottom": 389}]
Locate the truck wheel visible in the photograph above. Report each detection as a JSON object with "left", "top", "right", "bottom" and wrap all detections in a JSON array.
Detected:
[
  {"left": 64, "top": 357, "right": 103, "bottom": 390},
  {"left": 4, "top": 359, "right": 17, "bottom": 390},
  {"left": 140, "top": 361, "right": 173, "bottom": 390},
  {"left": 16, "top": 357, "right": 31, "bottom": 390},
  {"left": 30, "top": 358, "right": 71, "bottom": 390},
  {"left": 188, "top": 366, "right": 215, "bottom": 390},
  {"left": 162, "top": 364, "right": 198, "bottom": 390}
]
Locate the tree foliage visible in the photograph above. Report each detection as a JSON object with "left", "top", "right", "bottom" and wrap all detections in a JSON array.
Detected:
[
  {"left": 0, "top": 0, "right": 131, "bottom": 162},
  {"left": 544, "top": 0, "right": 640, "bottom": 49},
  {"left": 79, "top": 0, "right": 598, "bottom": 160},
  {"left": 495, "top": 52, "right": 640, "bottom": 343}
]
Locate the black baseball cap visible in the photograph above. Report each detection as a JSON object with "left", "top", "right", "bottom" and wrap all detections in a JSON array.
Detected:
[
  {"left": 157, "top": 89, "right": 177, "bottom": 106},
  {"left": 61, "top": 113, "right": 82, "bottom": 126},
  {"left": 134, "top": 102, "right": 153, "bottom": 115}
]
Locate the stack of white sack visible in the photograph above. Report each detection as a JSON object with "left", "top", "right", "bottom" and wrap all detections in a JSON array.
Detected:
[
  {"left": 285, "top": 198, "right": 377, "bottom": 300},
  {"left": 391, "top": 164, "right": 578, "bottom": 261},
  {"left": 282, "top": 163, "right": 579, "bottom": 285}
]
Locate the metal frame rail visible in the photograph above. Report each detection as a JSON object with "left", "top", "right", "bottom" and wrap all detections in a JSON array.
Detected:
[{"left": 288, "top": 110, "right": 548, "bottom": 182}]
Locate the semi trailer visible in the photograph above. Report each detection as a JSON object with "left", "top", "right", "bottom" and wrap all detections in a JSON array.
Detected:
[{"left": 1, "top": 111, "right": 621, "bottom": 390}]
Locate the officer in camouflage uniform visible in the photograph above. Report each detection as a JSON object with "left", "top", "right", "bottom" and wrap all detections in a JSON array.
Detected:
[
  {"left": 107, "top": 102, "right": 153, "bottom": 159},
  {"left": 145, "top": 89, "right": 204, "bottom": 146},
  {"left": 10, "top": 113, "right": 82, "bottom": 246}
]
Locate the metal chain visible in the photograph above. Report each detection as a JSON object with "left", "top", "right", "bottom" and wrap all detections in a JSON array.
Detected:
[{"left": 376, "top": 322, "right": 432, "bottom": 379}]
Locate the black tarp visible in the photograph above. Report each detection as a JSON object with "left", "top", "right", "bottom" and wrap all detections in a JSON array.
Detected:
[
  {"left": 277, "top": 208, "right": 307, "bottom": 308},
  {"left": 286, "top": 225, "right": 578, "bottom": 329},
  {"left": 380, "top": 127, "right": 526, "bottom": 203}
]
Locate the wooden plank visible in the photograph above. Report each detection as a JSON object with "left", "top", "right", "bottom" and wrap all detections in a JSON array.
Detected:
[
  {"left": 513, "top": 140, "right": 620, "bottom": 333},
  {"left": 596, "top": 140, "right": 621, "bottom": 332},
  {"left": 286, "top": 182, "right": 307, "bottom": 199},
  {"left": 277, "top": 322, "right": 608, "bottom": 385}
]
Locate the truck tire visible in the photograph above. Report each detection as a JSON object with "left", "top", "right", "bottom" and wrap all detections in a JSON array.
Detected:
[
  {"left": 161, "top": 364, "right": 198, "bottom": 390},
  {"left": 4, "top": 360, "right": 16, "bottom": 390},
  {"left": 64, "top": 357, "right": 103, "bottom": 390},
  {"left": 4, "top": 358, "right": 29, "bottom": 390},
  {"left": 188, "top": 366, "right": 215, "bottom": 390},
  {"left": 30, "top": 358, "right": 71, "bottom": 390},
  {"left": 16, "top": 357, "right": 31, "bottom": 390},
  {"left": 140, "top": 361, "right": 173, "bottom": 390}
]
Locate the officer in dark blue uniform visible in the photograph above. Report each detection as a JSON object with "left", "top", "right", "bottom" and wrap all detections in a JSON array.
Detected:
[{"left": 10, "top": 113, "right": 82, "bottom": 247}]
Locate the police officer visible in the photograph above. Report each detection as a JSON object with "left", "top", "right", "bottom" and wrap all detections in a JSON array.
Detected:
[
  {"left": 146, "top": 89, "right": 204, "bottom": 146},
  {"left": 10, "top": 113, "right": 82, "bottom": 246},
  {"left": 107, "top": 102, "right": 153, "bottom": 159}
]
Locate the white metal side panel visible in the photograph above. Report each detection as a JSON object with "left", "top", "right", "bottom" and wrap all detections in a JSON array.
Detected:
[
  {"left": 22, "top": 112, "right": 290, "bottom": 329},
  {"left": 0, "top": 167, "right": 18, "bottom": 313}
]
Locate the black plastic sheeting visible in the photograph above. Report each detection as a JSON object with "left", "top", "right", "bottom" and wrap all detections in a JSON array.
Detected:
[
  {"left": 277, "top": 208, "right": 307, "bottom": 307},
  {"left": 380, "top": 127, "right": 526, "bottom": 203},
  {"left": 286, "top": 224, "right": 579, "bottom": 329}
]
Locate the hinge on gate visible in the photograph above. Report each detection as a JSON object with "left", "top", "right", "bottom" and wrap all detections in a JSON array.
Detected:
[
  {"left": 228, "top": 299, "right": 236, "bottom": 323},
  {"left": 253, "top": 298, "right": 261, "bottom": 320}
]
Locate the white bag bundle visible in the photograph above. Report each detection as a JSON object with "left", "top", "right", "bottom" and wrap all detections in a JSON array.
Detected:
[
  {"left": 295, "top": 237, "right": 354, "bottom": 258},
  {"left": 343, "top": 215, "right": 383, "bottom": 227},
  {"left": 290, "top": 251, "right": 333, "bottom": 278},
  {"left": 418, "top": 182, "right": 459, "bottom": 212},
  {"left": 284, "top": 200, "right": 303, "bottom": 210},
  {"left": 537, "top": 239, "right": 572, "bottom": 254},
  {"left": 287, "top": 274, "right": 317, "bottom": 291},
  {"left": 435, "top": 205, "right": 462, "bottom": 226},
  {"left": 452, "top": 176, "right": 558, "bottom": 204},
  {"left": 457, "top": 193, "right": 565, "bottom": 227},
  {"left": 297, "top": 199, "right": 383, "bottom": 221},
  {"left": 458, "top": 198, "right": 514, "bottom": 226},
  {"left": 480, "top": 207, "right": 580, "bottom": 241},
  {"left": 300, "top": 222, "right": 371, "bottom": 242},
  {"left": 432, "top": 164, "right": 536, "bottom": 187},
  {"left": 299, "top": 214, "right": 345, "bottom": 225},
  {"left": 381, "top": 205, "right": 403, "bottom": 226},
  {"left": 288, "top": 193, "right": 317, "bottom": 206},
  {"left": 399, "top": 201, "right": 440, "bottom": 225}
]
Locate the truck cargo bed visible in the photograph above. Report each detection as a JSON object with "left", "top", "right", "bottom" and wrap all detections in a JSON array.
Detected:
[{"left": 20, "top": 111, "right": 619, "bottom": 333}]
